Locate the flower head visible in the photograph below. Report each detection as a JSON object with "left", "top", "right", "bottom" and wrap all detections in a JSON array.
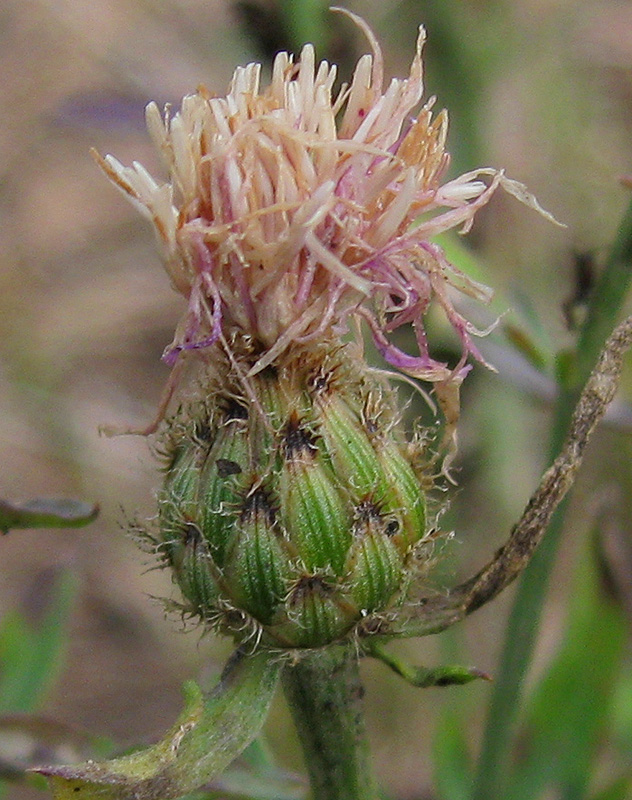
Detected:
[{"left": 96, "top": 9, "right": 551, "bottom": 393}]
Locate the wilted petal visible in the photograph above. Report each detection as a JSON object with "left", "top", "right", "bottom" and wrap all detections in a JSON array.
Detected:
[{"left": 95, "top": 11, "right": 557, "bottom": 418}]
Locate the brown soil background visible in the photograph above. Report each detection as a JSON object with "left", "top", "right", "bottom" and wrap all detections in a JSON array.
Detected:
[{"left": 1, "top": 1, "right": 632, "bottom": 798}]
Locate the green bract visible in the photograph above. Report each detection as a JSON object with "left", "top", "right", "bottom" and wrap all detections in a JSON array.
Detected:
[{"left": 154, "top": 341, "right": 432, "bottom": 649}]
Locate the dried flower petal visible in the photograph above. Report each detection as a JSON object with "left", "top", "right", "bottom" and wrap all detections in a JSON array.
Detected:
[{"left": 94, "top": 9, "right": 554, "bottom": 397}]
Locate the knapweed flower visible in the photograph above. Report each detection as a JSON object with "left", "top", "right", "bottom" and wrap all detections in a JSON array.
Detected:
[
  {"left": 96, "top": 9, "right": 548, "bottom": 390},
  {"left": 95, "top": 10, "right": 551, "bottom": 649},
  {"left": 43, "top": 11, "right": 632, "bottom": 800}
]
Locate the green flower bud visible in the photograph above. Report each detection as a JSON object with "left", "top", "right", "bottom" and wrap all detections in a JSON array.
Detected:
[
  {"left": 155, "top": 343, "right": 430, "bottom": 649},
  {"left": 272, "top": 575, "right": 354, "bottom": 648},
  {"left": 173, "top": 525, "right": 220, "bottom": 615},
  {"left": 316, "top": 392, "right": 388, "bottom": 503},
  {"left": 199, "top": 400, "right": 250, "bottom": 564},
  {"left": 223, "top": 486, "right": 291, "bottom": 623},
  {"left": 278, "top": 414, "right": 351, "bottom": 575},
  {"left": 344, "top": 501, "right": 404, "bottom": 613},
  {"left": 375, "top": 439, "right": 428, "bottom": 551}
]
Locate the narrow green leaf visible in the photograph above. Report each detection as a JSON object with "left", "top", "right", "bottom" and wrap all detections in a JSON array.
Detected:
[
  {"left": 0, "top": 570, "right": 77, "bottom": 714},
  {"left": 472, "top": 197, "right": 632, "bottom": 800},
  {"left": 0, "top": 498, "right": 98, "bottom": 534},
  {"left": 576, "top": 197, "right": 632, "bottom": 379},
  {"left": 589, "top": 774, "right": 632, "bottom": 800},
  {"left": 432, "top": 631, "right": 476, "bottom": 800},
  {"left": 279, "top": 0, "right": 328, "bottom": 53},
  {"left": 36, "top": 650, "right": 281, "bottom": 800},
  {"left": 433, "top": 706, "right": 473, "bottom": 800},
  {"left": 0, "top": 614, "right": 34, "bottom": 710},
  {"left": 610, "top": 667, "right": 632, "bottom": 762},
  {"left": 508, "top": 546, "right": 626, "bottom": 800}
]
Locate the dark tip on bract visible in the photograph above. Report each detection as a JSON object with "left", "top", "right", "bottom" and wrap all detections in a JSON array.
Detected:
[
  {"left": 224, "top": 398, "right": 249, "bottom": 421},
  {"left": 281, "top": 413, "right": 318, "bottom": 459},
  {"left": 240, "top": 485, "right": 277, "bottom": 525}
]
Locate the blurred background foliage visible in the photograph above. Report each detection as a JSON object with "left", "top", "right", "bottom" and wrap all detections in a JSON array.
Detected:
[{"left": 1, "top": 0, "right": 632, "bottom": 798}]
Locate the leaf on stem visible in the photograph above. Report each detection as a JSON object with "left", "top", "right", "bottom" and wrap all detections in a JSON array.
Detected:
[
  {"left": 35, "top": 650, "right": 281, "bottom": 800},
  {"left": 366, "top": 642, "right": 490, "bottom": 688},
  {"left": 0, "top": 498, "right": 98, "bottom": 534}
]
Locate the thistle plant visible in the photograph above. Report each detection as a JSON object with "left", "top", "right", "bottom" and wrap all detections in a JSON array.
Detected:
[{"left": 34, "top": 9, "right": 632, "bottom": 800}]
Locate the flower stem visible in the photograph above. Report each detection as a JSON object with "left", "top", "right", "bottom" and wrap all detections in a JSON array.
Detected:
[{"left": 282, "top": 644, "right": 377, "bottom": 800}]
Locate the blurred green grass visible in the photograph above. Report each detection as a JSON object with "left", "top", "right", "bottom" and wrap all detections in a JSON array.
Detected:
[{"left": 1, "top": 1, "right": 631, "bottom": 798}]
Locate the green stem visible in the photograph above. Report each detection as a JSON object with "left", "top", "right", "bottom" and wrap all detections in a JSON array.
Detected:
[
  {"left": 281, "top": 645, "right": 377, "bottom": 800},
  {"left": 279, "top": 0, "right": 328, "bottom": 53}
]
